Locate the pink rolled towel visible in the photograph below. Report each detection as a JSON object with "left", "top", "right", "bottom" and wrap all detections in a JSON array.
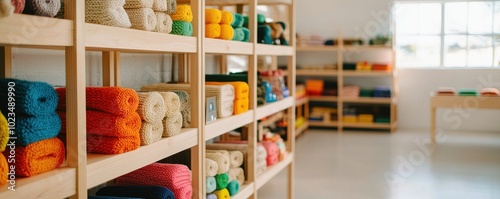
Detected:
[{"left": 261, "top": 141, "right": 279, "bottom": 166}]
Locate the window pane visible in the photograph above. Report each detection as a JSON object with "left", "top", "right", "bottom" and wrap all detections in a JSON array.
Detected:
[
  {"left": 468, "top": 2, "right": 493, "bottom": 34},
  {"left": 468, "top": 36, "right": 493, "bottom": 67},
  {"left": 394, "top": 4, "right": 418, "bottom": 34},
  {"left": 495, "top": 36, "right": 500, "bottom": 66},
  {"left": 396, "top": 36, "right": 440, "bottom": 67},
  {"left": 445, "top": 2, "right": 468, "bottom": 34},
  {"left": 495, "top": 2, "right": 500, "bottom": 33},
  {"left": 444, "top": 35, "right": 467, "bottom": 67},
  {"left": 395, "top": 3, "right": 441, "bottom": 35},
  {"left": 419, "top": 3, "right": 441, "bottom": 34}
]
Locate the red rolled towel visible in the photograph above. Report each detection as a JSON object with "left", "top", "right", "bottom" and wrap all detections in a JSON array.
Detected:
[
  {"left": 58, "top": 110, "right": 141, "bottom": 137},
  {"left": 11, "top": 0, "right": 25, "bottom": 13},
  {"left": 8, "top": 138, "right": 65, "bottom": 177},
  {"left": 115, "top": 163, "right": 192, "bottom": 199},
  {"left": 87, "top": 134, "right": 140, "bottom": 154},
  {"left": 56, "top": 87, "right": 139, "bottom": 116}
]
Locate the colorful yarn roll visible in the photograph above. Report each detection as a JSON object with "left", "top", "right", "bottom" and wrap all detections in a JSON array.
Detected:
[
  {"left": 22, "top": 0, "right": 60, "bottom": 17},
  {"left": 115, "top": 163, "right": 192, "bottom": 199},
  {"left": 215, "top": 173, "right": 229, "bottom": 190},
  {"left": 0, "top": 78, "right": 58, "bottom": 116},
  {"left": 206, "top": 176, "right": 217, "bottom": 193},
  {"left": 0, "top": 112, "right": 8, "bottom": 151},
  {"left": 56, "top": 87, "right": 139, "bottom": 117},
  {"left": 87, "top": 134, "right": 140, "bottom": 154},
  {"left": 0, "top": 154, "right": 6, "bottom": 186},
  {"left": 206, "top": 158, "right": 219, "bottom": 177},
  {"left": 171, "top": 20, "right": 193, "bottom": 36},
  {"left": 154, "top": 12, "right": 173, "bottom": 33},
  {"left": 231, "top": 13, "right": 243, "bottom": 27},
  {"left": 160, "top": 92, "right": 181, "bottom": 118},
  {"left": 124, "top": 0, "right": 154, "bottom": 9},
  {"left": 220, "top": 11, "right": 233, "bottom": 25},
  {"left": 96, "top": 186, "right": 175, "bottom": 199},
  {"left": 227, "top": 180, "right": 240, "bottom": 196},
  {"left": 206, "top": 23, "right": 221, "bottom": 38},
  {"left": 152, "top": 0, "right": 167, "bottom": 11},
  {"left": 162, "top": 111, "right": 182, "bottom": 137},
  {"left": 12, "top": 138, "right": 64, "bottom": 177},
  {"left": 233, "top": 98, "right": 249, "bottom": 115},
  {"left": 213, "top": 189, "right": 230, "bottom": 199},
  {"left": 218, "top": 24, "right": 234, "bottom": 40},
  {"left": 206, "top": 194, "right": 217, "bottom": 199},
  {"left": 232, "top": 28, "right": 244, "bottom": 41},
  {"left": 206, "top": 152, "right": 230, "bottom": 174},
  {"left": 136, "top": 92, "right": 166, "bottom": 123},
  {"left": 240, "top": 27, "right": 250, "bottom": 42},
  {"left": 228, "top": 168, "right": 245, "bottom": 185},
  {"left": 0, "top": 0, "right": 13, "bottom": 17},
  {"left": 205, "top": 8, "right": 221, "bottom": 24},
  {"left": 58, "top": 111, "right": 141, "bottom": 137},
  {"left": 171, "top": 4, "right": 192, "bottom": 22},
  {"left": 228, "top": 151, "right": 244, "bottom": 168},
  {"left": 165, "top": 0, "right": 176, "bottom": 14},
  {"left": 85, "top": 0, "right": 132, "bottom": 28},
  {"left": 139, "top": 122, "right": 163, "bottom": 146},
  {"left": 173, "top": 91, "right": 191, "bottom": 128},
  {"left": 126, "top": 8, "right": 157, "bottom": 31},
  {"left": 15, "top": 113, "right": 61, "bottom": 146}
]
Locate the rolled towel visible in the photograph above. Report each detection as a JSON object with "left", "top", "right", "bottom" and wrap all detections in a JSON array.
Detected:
[
  {"left": 152, "top": 0, "right": 167, "bottom": 11},
  {"left": 173, "top": 91, "right": 191, "bottom": 128},
  {"left": 15, "top": 113, "right": 61, "bottom": 146},
  {"left": 206, "top": 194, "right": 217, "bottom": 199},
  {"left": 206, "top": 158, "right": 219, "bottom": 177},
  {"left": 11, "top": 0, "right": 24, "bottom": 14},
  {"left": 0, "top": 78, "right": 58, "bottom": 116},
  {"left": 162, "top": 111, "right": 182, "bottom": 137},
  {"left": 205, "top": 8, "right": 221, "bottom": 24},
  {"left": 58, "top": 111, "right": 141, "bottom": 138},
  {"left": 126, "top": 8, "right": 157, "bottom": 31},
  {"left": 96, "top": 186, "right": 175, "bottom": 199},
  {"left": 0, "top": 112, "right": 9, "bottom": 151},
  {"left": 228, "top": 167, "right": 245, "bottom": 185},
  {"left": 220, "top": 10, "right": 233, "bottom": 25},
  {"left": 12, "top": 138, "right": 64, "bottom": 177},
  {"left": 206, "top": 85, "right": 235, "bottom": 118},
  {"left": 231, "top": 13, "right": 243, "bottom": 28},
  {"left": 258, "top": 25, "right": 273, "bottom": 44},
  {"left": 205, "top": 82, "right": 249, "bottom": 100},
  {"left": 256, "top": 160, "right": 267, "bottom": 176},
  {"left": 171, "top": 20, "right": 193, "bottom": 36},
  {"left": 139, "top": 122, "right": 163, "bottom": 146},
  {"left": 213, "top": 189, "right": 230, "bottom": 199},
  {"left": 206, "top": 152, "right": 230, "bottom": 174},
  {"left": 228, "top": 150, "right": 244, "bottom": 168},
  {"left": 233, "top": 98, "right": 249, "bottom": 115},
  {"left": 154, "top": 12, "right": 173, "bottom": 33},
  {"left": 232, "top": 28, "right": 244, "bottom": 41},
  {"left": 206, "top": 176, "right": 217, "bottom": 193},
  {"left": 205, "top": 23, "right": 221, "bottom": 38},
  {"left": 56, "top": 87, "right": 139, "bottom": 117},
  {"left": 22, "top": 0, "right": 60, "bottom": 17},
  {"left": 227, "top": 180, "right": 240, "bottom": 196},
  {"left": 124, "top": 0, "right": 153, "bottom": 9},
  {"left": 218, "top": 24, "right": 234, "bottom": 40},
  {"left": 115, "top": 163, "right": 192, "bottom": 199},
  {"left": 171, "top": 4, "right": 192, "bottom": 22},
  {"left": 0, "top": 0, "right": 14, "bottom": 17},
  {"left": 160, "top": 92, "right": 181, "bottom": 118},
  {"left": 0, "top": 154, "right": 6, "bottom": 186},
  {"left": 257, "top": 144, "right": 268, "bottom": 160},
  {"left": 136, "top": 92, "right": 166, "bottom": 123},
  {"left": 215, "top": 173, "right": 229, "bottom": 190},
  {"left": 165, "top": 0, "right": 176, "bottom": 14},
  {"left": 240, "top": 27, "right": 250, "bottom": 42},
  {"left": 87, "top": 134, "right": 140, "bottom": 154},
  {"left": 206, "top": 149, "right": 230, "bottom": 158},
  {"left": 85, "top": 0, "right": 132, "bottom": 28}
]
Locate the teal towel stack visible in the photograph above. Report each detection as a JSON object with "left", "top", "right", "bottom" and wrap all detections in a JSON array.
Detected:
[
  {"left": 96, "top": 186, "right": 175, "bottom": 199},
  {"left": 231, "top": 13, "right": 249, "bottom": 42}
]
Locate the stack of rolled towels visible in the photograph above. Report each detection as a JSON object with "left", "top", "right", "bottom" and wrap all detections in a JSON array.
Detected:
[
  {"left": 0, "top": 78, "right": 65, "bottom": 177},
  {"left": 151, "top": 0, "right": 173, "bottom": 33},
  {"left": 231, "top": 13, "right": 250, "bottom": 42},
  {"left": 56, "top": 87, "right": 141, "bottom": 154},
  {"left": 136, "top": 92, "right": 165, "bottom": 145},
  {"left": 124, "top": 0, "right": 157, "bottom": 31},
  {"left": 170, "top": 4, "right": 193, "bottom": 36},
  {"left": 205, "top": 8, "right": 234, "bottom": 40},
  {"left": 206, "top": 149, "right": 242, "bottom": 198},
  {"left": 256, "top": 144, "right": 268, "bottom": 176},
  {"left": 85, "top": 0, "right": 132, "bottom": 28},
  {"left": 160, "top": 92, "right": 183, "bottom": 137},
  {"left": 206, "top": 81, "right": 249, "bottom": 115}
]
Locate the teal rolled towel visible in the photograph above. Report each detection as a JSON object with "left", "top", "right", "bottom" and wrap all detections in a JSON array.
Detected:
[
  {"left": 16, "top": 112, "right": 61, "bottom": 146},
  {"left": 240, "top": 27, "right": 250, "bottom": 42},
  {"left": 231, "top": 13, "right": 244, "bottom": 28},
  {"left": 207, "top": 176, "right": 217, "bottom": 193},
  {"left": 96, "top": 186, "right": 175, "bottom": 199},
  {"left": 171, "top": 21, "right": 193, "bottom": 36},
  {"left": 232, "top": 28, "right": 245, "bottom": 41},
  {"left": 206, "top": 194, "right": 217, "bottom": 199},
  {"left": 243, "top": 13, "right": 266, "bottom": 27},
  {"left": 0, "top": 78, "right": 58, "bottom": 116},
  {"left": 215, "top": 173, "right": 229, "bottom": 190},
  {"left": 227, "top": 180, "right": 240, "bottom": 196},
  {"left": 258, "top": 25, "right": 273, "bottom": 44}
]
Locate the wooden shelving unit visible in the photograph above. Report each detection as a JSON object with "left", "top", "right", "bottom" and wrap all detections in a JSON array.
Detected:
[{"left": 0, "top": 0, "right": 296, "bottom": 198}]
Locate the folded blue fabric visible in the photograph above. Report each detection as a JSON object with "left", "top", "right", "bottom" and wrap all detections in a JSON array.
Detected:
[
  {"left": 88, "top": 196, "right": 143, "bottom": 199},
  {"left": 207, "top": 176, "right": 217, "bottom": 193},
  {"left": 16, "top": 112, "right": 61, "bottom": 146},
  {"left": 96, "top": 186, "right": 174, "bottom": 199},
  {"left": 0, "top": 78, "right": 58, "bottom": 116},
  {"left": 206, "top": 193, "right": 217, "bottom": 199}
]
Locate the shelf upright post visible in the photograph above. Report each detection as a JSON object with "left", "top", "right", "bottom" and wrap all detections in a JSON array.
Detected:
[
  {"left": 102, "top": 51, "right": 120, "bottom": 86},
  {"left": 247, "top": 0, "right": 258, "bottom": 198},
  {"left": 286, "top": 1, "right": 296, "bottom": 198},
  {"left": 0, "top": 46, "right": 12, "bottom": 78},
  {"left": 337, "top": 31, "right": 344, "bottom": 133}
]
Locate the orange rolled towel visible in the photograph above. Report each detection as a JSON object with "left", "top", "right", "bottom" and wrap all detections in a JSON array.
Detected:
[
  {"left": 12, "top": 138, "right": 65, "bottom": 177},
  {"left": 87, "top": 134, "right": 140, "bottom": 154},
  {"left": 0, "top": 154, "right": 6, "bottom": 186},
  {"left": 58, "top": 111, "right": 141, "bottom": 137},
  {"left": 206, "top": 82, "right": 249, "bottom": 100},
  {"left": 218, "top": 24, "right": 234, "bottom": 40},
  {"left": 233, "top": 98, "right": 249, "bottom": 115}
]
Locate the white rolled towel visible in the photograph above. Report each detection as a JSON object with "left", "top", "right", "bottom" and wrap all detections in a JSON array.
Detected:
[
  {"left": 206, "top": 152, "right": 230, "bottom": 174},
  {"left": 139, "top": 122, "right": 163, "bottom": 146},
  {"left": 206, "top": 158, "right": 219, "bottom": 177},
  {"left": 85, "top": 0, "right": 132, "bottom": 28},
  {"left": 160, "top": 92, "right": 180, "bottom": 118},
  {"left": 124, "top": 0, "right": 154, "bottom": 8},
  {"left": 136, "top": 92, "right": 167, "bottom": 123},
  {"left": 162, "top": 111, "right": 183, "bottom": 137},
  {"left": 228, "top": 167, "right": 245, "bottom": 185},
  {"left": 229, "top": 151, "right": 244, "bottom": 168},
  {"left": 154, "top": 12, "right": 173, "bottom": 33},
  {"left": 125, "top": 8, "right": 157, "bottom": 31}
]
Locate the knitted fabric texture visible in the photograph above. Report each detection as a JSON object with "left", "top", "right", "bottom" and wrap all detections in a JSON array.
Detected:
[
  {"left": 206, "top": 193, "right": 217, "bottom": 199},
  {"left": 10, "top": 137, "right": 64, "bottom": 177},
  {"left": 173, "top": 91, "right": 190, "bottom": 127},
  {"left": 165, "top": 0, "right": 176, "bottom": 14},
  {"left": 257, "top": 144, "right": 268, "bottom": 162},
  {"left": 0, "top": 0, "right": 13, "bottom": 17},
  {"left": 220, "top": 11, "right": 233, "bottom": 25},
  {"left": 154, "top": 12, "right": 173, "bottom": 33},
  {"left": 171, "top": 20, "right": 193, "bottom": 36},
  {"left": 214, "top": 173, "right": 229, "bottom": 190},
  {"left": 54, "top": 0, "right": 62, "bottom": 18},
  {"left": 162, "top": 111, "right": 182, "bottom": 137},
  {"left": 206, "top": 176, "right": 217, "bottom": 193},
  {"left": 233, "top": 98, "right": 249, "bottom": 115},
  {"left": 206, "top": 152, "right": 230, "bottom": 174},
  {"left": 0, "top": 154, "right": 6, "bottom": 185},
  {"left": 0, "top": 78, "right": 58, "bottom": 116},
  {"left": 170, "top": 4, "right": 192, "bottom": 22},
  {"left": 56, "top": 87, "right": 139, "bottom": 117},
  {"left": 227, "top": 180, "right": 240, "bottom": 196},
  {"left": 213, "top": 189, "right": 230, "bottom": 199},
  {"left": 206, "top": 158, "right": 219, "bottom": 177},
  {"left": 218, "top": 24, "right": 234, "bottom": 40},
  {"left": 22, "top": 0, "right": 60, "bottom": 17},
  {"left": 11, "top": 0, "right": 23, "bottom": 14},
  {"left": 231, "top": 13, "right": 243, "bottom": 27},
  {"left": 125, "top": 8, "right": 157, "bottom": 31},
  {"left": 228, "top": 151, "right": 244, "bottom": 168},
  {"left": 256, "top": 160, "right": 267, "bottom": 176},
  {"left": 15, "top": 112, "right": 61, "bottom": 146},
  {"left": 152, "top": 0, "right": 167, "bottom": 11},
  {"left": 124, "top": 0, "right": 153, "bottom": 9},
  {"left": 87, "top": 134, "right": 140, "bottom": 154},
  {"left": 96, "top": 186, "right": 175, "bottom": 199},
  {"left": 240, "top": 27, "right": 250, "bottom": 42},
  {"left": 205, "top": 8, "right": 221, "bottom": 24},
  {"left": 205, "top": 23, "right": 220, "bottom": 38},
  {"left": 258, "top": 25, "right": 273, "bottom": 44},
  {"left": 0, "top": 111, "right": 8, "bottom": 151},
  {"left": 85, "top": 0, "right": 131, "bottom": 28},
  {"left": 136, "top": 92, "right": 166, "bottom": 123},
  {"left": 139, "top": 121, "right": 163, "bottom": 146},
  {"left": 262, "top": 141, "right": 279, "bottom": 157},
  {"left": 160, "top": 92, "right": 181, "bottom": 118},
  {"left": 232, "top": 28, "right": 244, "bottom": 41},
  {"left": 58, "top": 111, "right": 141, "bottom": 137},
  {"left": 480, "top": 88, "right": 500, "bottom": 96},
  {"left": 228, "top": 167, "right": 245, "bottom": 185},
  {"left": 115, "top": 163, "right": 192, "bottom": 199},
  {"left": 206, "top": 143, "right": 249, "bottom": 172}
]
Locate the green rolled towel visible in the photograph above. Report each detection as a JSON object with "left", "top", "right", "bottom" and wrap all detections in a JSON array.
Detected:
[
  {"left": 258, "top": 25, "right": 273, "bottom": 44},
  {"left": 243, "top": 13, "right": 266, "bottom": 27},
  {"left": 227, "top": 180, "right": 240, "bottom": 196},
  {"left": 458, "top": 88, "right": 478, "bottom": 96},
  {"left": 171, "top": 21, "right": 193, "bottom": 36},
  {"left": 240, "top": 27, "right": 250, "bottom": 42},
  {"left": 231, "top": 13, "right": 244, "bottom": 28},
  {"left": 215, "top": 173, "right": 229, "bottom": 190},
  {"left": 207, "top": 176, "right": 217, "bottom": 193},
  {"left": 232, "top": 28, "right": 245, "bottom": 41}
]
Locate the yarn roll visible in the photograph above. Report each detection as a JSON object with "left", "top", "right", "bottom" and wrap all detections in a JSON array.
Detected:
[
  {"left": 218, "top": 24, "right": 234, "bottom": 40},
  {"left": 228, "top": 151, "right": 244, "bottom": 168},
  {"left": 162, "top": 111, "right": 183, "bottom": 137},
  {"left": 152, "top": 0, "right": 167, "bottom": 11},
  {"left": 15, "top": 113, "right": 61, "bottom": 146},
  {"left": 0, "top": 78, "right": 58, "bottom": 116},
  {"left": 1, "top": 0, "right": 14, "bottom": 17},
  {"left": 85, "top": 0, "right": 132, "bottom": 28},
  {"left": 136, "top": 92, "right": 166, "bottom": 123},
  {"left": 139, "top": 122, "right": 163, "bottom": 146},
  {"left": 154, "top": 12, "right": 173, "bottom": 33},
  {"left": 58, "top": 111, "right": 141, "bottom": 138},
  {"left": 165, "top": 0, "right": 176, "bottom": 14},
  {"left": 206, "top": 194, "right": 217, "bottom": 199},
  {"left": 232, "top": 28, "right": 244, "bottom": 41},
  {"left": 206, "top": 158, "right": 219, "bottom": 177},
  {"left": 234, "top": 98, "right": 249, "bottom": 115},
  {"left": 0, "top": 154, "right": 6, "bottom": 186},
  {"left": 12, "top": 138, "right": 64, "bottom": 177},
  {"left": 0, "top": 112, "right": 9, "bottom": 151},
  {"left": 87, "top": 134, "right": 140, "bottom": 154},
  {"left": 160, "top": 92, "right": 181, "bottom": 118},
  {"left": 171, "top": 21, "right": 193, "bottom": 36},
  {"left": 215, "top": 173, "right": 229, "bottom": 190},
  {"left": 206, "top": 152, "right": 230, "bottom": 174},
  {"left": 96, "top": 186, "right": 175, "bottom": 199},
  {"left": 205, "top": 8, "right": 221, "bottom": 24},
  {"left": 227, "top": 180, "right": 240, "bottom": 196},
  {"left": 126, "top": 8, "right": 157, "bottom": 31},
  {"left": 213, "top": 189, "right": 230, "bottom": 199},
  {"left": 124, "top": 0, "right": 154, "bottom": 9},
  {"left": 231, "top": 13, "right": 244, "bottom": 27},
  {"left": 206, "top": 177, "right": 217, "bottom": 193},
  {"left": 205, "top": 23, "right": 221, "bottom": 38},
  {"left": 171, "top": 5, "right": 192, "bottom": 22},
  {"left": 228, "top": 168, "right": 245, "bottom": 185},
  {"left": 22, "top": 0, "right": 60, "bottom": 17}
]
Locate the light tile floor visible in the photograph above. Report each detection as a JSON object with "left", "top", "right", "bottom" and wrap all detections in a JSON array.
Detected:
[{"left": 257, "top": 129, "right": 500, "bottom": 199}]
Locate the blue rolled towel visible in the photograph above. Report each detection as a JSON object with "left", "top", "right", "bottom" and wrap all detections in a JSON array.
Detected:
[
  {"left": 0, "top": 78, "right": 58, "bottom": 116},
  {"left": 16, "top": 112, "right": 61, "bottom": 146},
  {"left": 88, "top": 196, "right": 142, "bottom": 199},
  {"left": 207, "top": 176, "right": 217, "bottom": 193},
  {"left": 227, "top": 180, "right": 240, "bottom": 196},
  {"left": 97, "top": 186, "right": 175, "bottom": 199},
  {"left": 206, "top": 193, "right": 217, "bottom": 199}
]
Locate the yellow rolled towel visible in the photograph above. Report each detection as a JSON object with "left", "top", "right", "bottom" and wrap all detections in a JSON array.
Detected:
[
  {"left": 160, "top": 92, "right": 181, "bottom": 118},
  {"left": 205, "top": 8, "right": 221, "bottom": 24},
  {"left": 206, "top": 23, "right": 221, "bottom": 38},
  {"left": 152, "top": 0, "right": 167, "bottom": 11},
  {"left": 228, "top": 167, "right": 245, "bottom": 185},
  {"left": 233, "top": 98, "right": 249, "bottom": 115},
  {"left": 171, "top": 5, "right": 192, "bottom": 22},
  {"left": 228, "top": 151, "right": 244, "bottom": 168},
  {"left": 124, "top": 0, "right": 154, "bottom": 9},
  {"left": 162, "top": 111, "right": 183, "bottom": 137},
  {"left": 136, "top": 92, "right": 167, "bottom": 123},
  {"left": 0, "top": 111, "right": 8, "bottom": 151},
  {"left": 206, "top": 158, "right": 219, "bottom": 177},
  {"left": 218, "top": 24, "right": 234, "bottom": 40},
  {"left": 126, "top": 8, "right": 157, "bottom": 31},
  {"left": 220, "top": 10, "right": 234, "bottom": 25},
  {"left": 206, "top": 82, "right": 249, "bottom": 100},
  {"left": 154, "top": 12, "right": 173, "bottom": 33},
  {"left": 206, "top": 152, "right": 230, "bottom": 174},
  {"left": 214, "top": 189, "right": 230, "bottom": 199},
  {"left": 139, "top": 122, "right": 163, "bottom": 146},
  {"left": 85, "top": 0, "right": 132, "bottom": 28}
]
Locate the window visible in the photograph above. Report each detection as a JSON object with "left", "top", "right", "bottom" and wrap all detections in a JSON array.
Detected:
[{"left": 394, "top": 1, "right": 500, "bottom": 67}]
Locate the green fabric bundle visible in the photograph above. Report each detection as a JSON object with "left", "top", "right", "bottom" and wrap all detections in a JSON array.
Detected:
[
  {"left": 458, "top": 88, "right": 478, "bottom": 96},
  {"left": 215, "top": 173, "right": 229, "bottom": 190},
  {"left": 171, "top": 21, "right": 193, "bottom": 36},
  {"left": 231, "top": 13, "right": 244, "bottom": 27},
  {"left": 232, "top": 28, "right": 245, "bottom": 41}
]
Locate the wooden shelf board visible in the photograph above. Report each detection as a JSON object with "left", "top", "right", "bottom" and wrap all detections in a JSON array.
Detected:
[
  {"left": 0, "top": 167, "right": 76, "bottom": 199},
  {"left": 308, "top": 121, "right": 338, "bottom": 127},
  {"left": 342, "top": 71, "right": 393, "bottom": 77},
  {"left": 309, "top": 96, "right": 338, "bottom": 102},
  {"left": 87, "top": 128, "right": 198, "bottom": 188},
  {"left": 256, "top": 44, "right": 294, "bottom": 56},
  {"left": 206, "top": 111, "right": 254, "bottom": 141},
  {"left": 295, "top": 97, "right": 308, "bottom": 106},
  {"left": 85, "top": 23, "right": 196, "bottom": 53},
  {"left": 342, "top": 97, "right": 393, "bottom": 104},
  {"left": 178, "top": 0, "right": 291, "bottom": 5},
  {"left": 205, "top": 39, "right": 253, "bottom": 55},
  {"left": 296, "top": 45, "right": 340, "bottom": 52},
  {"left": 296, "top": 69, "right": 338, "bottom": 76},
  {"left": 343, "top": 45, "right": 392, "bottom": 51},
  {"left": 230, "top": 183, "right": 255, "bottom": 199},
  {"left": 256, "top": 152, "right": 293, "bottom": 189},
  {"left": 342, "top": 123, "right": 392, "bottom": 129},
  {"left": 0, "top": 14, "right": 72, "bottom": 47},
  {"left": 256, "top": 97, "right": 295, "bottom": 119},
  {"left": 431, "top": 95, "right": 500, "bottom": 109},
  {"left": 295, "top": 122, "right": 309, "bottom": 137}
]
